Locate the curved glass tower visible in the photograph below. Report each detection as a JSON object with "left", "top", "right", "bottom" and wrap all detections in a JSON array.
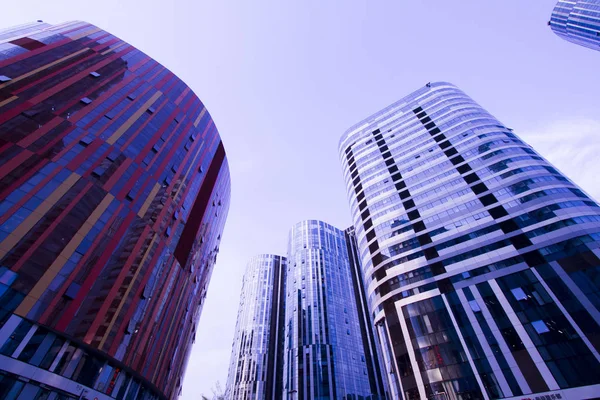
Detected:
[
  {"left": 284, "top": 220, "right": 384, "bottom": 400},
  {"left": 340, "top": 82, "right": 600, "bottom": 400},
  {"left": 0, "top": 21, "right": 230, "bottom": 399},
  {"left": 226, "top": 254, "right": 286, "bottom": 400},
  {"left": 550, "top": 0, "right": 600, "bottom": 51}
]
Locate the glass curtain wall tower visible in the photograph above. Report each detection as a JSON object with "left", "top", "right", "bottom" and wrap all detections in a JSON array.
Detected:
[
  {"left": 549, "top": 0, "right": 600, "bottom": 51},
  {"left": 339, "top": 82, "right": 600, "bottom": 400},
  {"left": 0, "top": 21, "right": 230, "bottom": 400},
  {"left": 226, "top": 254, "right": 286, "bottom": 400},
  {"left": 284, "top": 220, "right": 386, "bottom": 400}
]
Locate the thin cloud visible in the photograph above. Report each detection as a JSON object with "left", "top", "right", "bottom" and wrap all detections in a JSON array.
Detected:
[{"left": 519, "top": 119, "right": 600, "bottom": 201}]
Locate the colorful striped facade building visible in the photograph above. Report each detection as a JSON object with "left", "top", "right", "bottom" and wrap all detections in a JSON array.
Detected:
[{"left": 0, "top": 21, "right": 230, "bottom": 400}]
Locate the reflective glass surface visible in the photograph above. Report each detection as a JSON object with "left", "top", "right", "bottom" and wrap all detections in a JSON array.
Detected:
[
  {"left": 339, "top": 82, "right": 600, "bottom": 400},
  {"left": 0, "top": 21, "right": 231, "bottom": 399},
  {"left": 550, "top": 0, "right": 600, "bottom": 51},
  {"left": 226, "top": 255, "right": 286, "bottom": 400},
  {"left": 283, "top": 220, "right": 384, "bottom": 399}
]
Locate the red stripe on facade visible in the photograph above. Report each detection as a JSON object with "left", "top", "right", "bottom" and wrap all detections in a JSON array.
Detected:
[
  {"left": 0, "top": 100, "right": 34, "bottom": 126},
  {"left": 78, "top": 76, "right": 141, "bottom": 128},
  {"left": 11, "top": 181, "right": 93, "bottom": 273},
  {"left": 92, "top": 37, "right": 120, "bottom": 52},
  {"left": 130, "top": 55, "right": 151, "bottom": 73},
  {"left": 13, "top": 50, "right": 97, "bottom": 95},
  {"left": 88, "top": 84, "right": 153, "bottom": 140},
  {"left": 0, "top": 37, "right": 72, "bottom": 69},
  {"left": 17, "top": 116, "right": 63, "bottom": 148},
  {"left": 155, "top": 71, "right": 174, "bottom": 89},
  {"left": 53, "top": 63, "right": 134, "bottom": 117},
  {"left": 39, "top": 202, "right": 125, "bottom": 324},
  {"left": 55, "top": 210, "right": 137, "bottom": 332},
  {"left": 103, "top": 158, "right": 133, "bottom": 192},
  {"left": 26, "top": 47, "right": 134, "bottom": 107},
  {"left": 35, "top": 124, "right": 76, "bottom": 156},
  {"left": 107, "top": 239, "right": 167, "bottom": 357},
  {"left": 0, "top": 159, "right": 48, "bottom": 204},
  {"left": 133, "top": 256, "right": 180, "bottom": 359},
  {"left": 149, "top": 124, "right": 217, "bottom": 235},
  {"left": 82, "top": 146, "right": 113, "bottom": 180},
  {"left": 174, "top": 87, "right": 190, "bottom": 106},
  {"left": 174, "top": 141, "right": 224, "bottom": 266},
  {"left": 0, "top": 163, "right": 61, "bottom": 226},
  {"left": 152, "top": 278, "right": 190, "bottom": 386},
  {"left": 85, "top": 224, "right": 153, "bottom": 344},
  {"left": 114, "top": 166, "right": 144, "bottom": 201},
  {"left": 160, "top": 75, "right": 178, "bottom": 94},
  {"left": 131, "top": 103, "right": 176, "bottom": 165},
  {"left": 119, "top": 238, "right": 167, "bottom": 355},
  {"left": 66, "top": 137, "right": 102, "bottom": 171},
  {"left": 0, "top": 148, "right": 33, "bottom": 180}
]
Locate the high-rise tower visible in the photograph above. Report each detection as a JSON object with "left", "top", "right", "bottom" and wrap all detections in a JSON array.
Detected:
[
  {"left": 284, "top": 220, "right": 386, "bottom": 400},
  {"left": 226, "top": 254, "right": 286, "bottom": 400},
  {"left": 340, "top": 82, "right": 600, "bottom": 400},
  {"left": 550, "top": 0, "right": 600, "bottom": 51},
  {"left": 0, "top": 21, "right": 230, "bottom": 399}
]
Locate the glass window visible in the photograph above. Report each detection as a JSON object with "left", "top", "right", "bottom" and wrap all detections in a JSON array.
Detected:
[
  {"left": 531, "top": 320, "right": 550, "bottom": 334},
  {"left": 39, "top": 337, "right": 65, "bottom": 370},
  {"left": 0, "top": 375, "right": 24, "bottom": 400},
  {"left": 72, "top": 354, "right": 104, "bottom": 387},
  {"left": 124, "top": 378, "right": 140, "bottom": 400},
  {"left": 54, "top": 344, "right": 77, "bottom": 375},
  {"left": 0, "top": 320, "right": 32, "bottom": 356},
  {"left": 510, "top": 287, "right": 527, "bottom": 301},
  {"left": 468, "top": 300, "right": 481, "bottom": 312},
  {"left": 115, "top": 373, "right": 132, "bottom": 400},
  {"left": 17, "top": 328, "right": 47, "bottom": 362}
]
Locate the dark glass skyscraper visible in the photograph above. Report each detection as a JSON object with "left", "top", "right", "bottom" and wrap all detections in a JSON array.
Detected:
[
  {"left": 226, "top": 254, "right": 286, "bottom": 400},
  {"left": 550, "top": 0, "right": 600, "bottom": 51},
  {"left": 0, "top": 21, "right": 230, "bottom": 399},
  {"left": 284, "top": 220, "right": 386, "bottom": 400},
  {"left": 226, "top": 221, "right": 387, "bottom": 400},
  {"left": 340, "top": 82, "right": 600, "bottom": 400}
]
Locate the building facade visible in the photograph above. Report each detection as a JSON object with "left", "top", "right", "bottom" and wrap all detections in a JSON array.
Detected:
[
  {"left": 344, "top": 227, "right": 389, "bottom": 399},
  {"left": 284, "top": 220, "right": 386, "bottom": 399},
  {"left": 550, "top": 0, "right": 600, "bottom": 51},
  {"left": 339, "top": 82, "right": 600, "bottom": 400},
  {"left": 0, "top": 21, "right": 230, "bottom": 400},
  {"left": 226, "top": 254, "right": 286, "bottom": 400}
]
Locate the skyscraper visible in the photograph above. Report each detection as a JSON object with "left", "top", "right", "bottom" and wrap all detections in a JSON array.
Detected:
[
  {"left": 0, "top": 21, "right": 230, "bottom": 400},
  {"left": 284, "top": 220, "right": 386, "bottom": 400},
  {"left": 339, "top": 82, "right": 600, "bottom": 400},
  {"left": 549, "top": 0, "right": 600, "bottom": 51},
  {"left": 226, "top": 254, "right": 286, "bottom": 400}
]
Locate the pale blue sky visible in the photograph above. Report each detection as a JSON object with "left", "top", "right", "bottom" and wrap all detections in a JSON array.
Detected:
[{"left": 2, "top": 1, "right": 600, "bottom": 398}]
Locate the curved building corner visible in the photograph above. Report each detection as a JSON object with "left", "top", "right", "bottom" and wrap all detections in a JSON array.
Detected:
[
  {"left": 226, "top": 254, "right": 287, "bottom": 400},
  {"left": 0, "top": 20, "right": 230, "bottom": 400},
  {"left": 340, "top": 82, "right": 600, "bottom": 400},
  {"left": 284, "top": 220, "right": 386, "bottom": 399},
  {"left": 549, "top": 0, "right": 600, "bottom": 51}
]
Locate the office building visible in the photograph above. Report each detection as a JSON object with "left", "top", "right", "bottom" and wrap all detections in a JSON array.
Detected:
[
  {"left": 226, "top": 254, "right": 286, "bottom": 400},
  {"left": 339, "top": 82, "right": 600, "bottom": 399},
  {"left": 283, "top": 220, "right": 387, "bottom": 399},
  {"left": 0, "top": 21, "right": 230, "bottom": 399},
  {"left": 550, "top": 0, "right": 600, "bottom": 51}
]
